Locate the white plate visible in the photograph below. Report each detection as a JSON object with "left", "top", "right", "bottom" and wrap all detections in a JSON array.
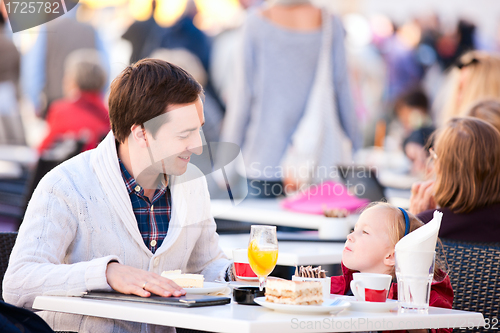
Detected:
[
  {"left": 343, "top": 296, "right": 399, "bottom": 312},
  {"left": 254, "top": 297, "right": 350, "bottom": 314},
  {"left": 184, "top": 282, "right": 228, "bottom": 295}
]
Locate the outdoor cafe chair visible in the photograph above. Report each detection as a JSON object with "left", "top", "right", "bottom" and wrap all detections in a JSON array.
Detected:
[
  {"left": 441, "top": 239, "right": 500, "bottom": 333},
  {"left": 0, "top": 231, "right": 18, "bottom": 302}
]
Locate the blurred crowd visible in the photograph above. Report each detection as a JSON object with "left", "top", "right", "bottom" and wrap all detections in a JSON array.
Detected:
[
  {"left": 3, "top": 4, "right": 500, "bottom": 331},
  {"left": 1, "top": 0, "right": 500, "bottom": 193}
]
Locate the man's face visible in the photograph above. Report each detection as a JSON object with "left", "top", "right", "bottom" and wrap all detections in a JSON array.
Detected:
[{"left": 143, "top": 99, "right": 205, "bottom": 176}]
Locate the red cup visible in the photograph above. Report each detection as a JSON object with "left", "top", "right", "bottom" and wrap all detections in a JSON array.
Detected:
[
  {"left": 350, "top": 273, "right": 391, "bottom": 302},
  {"left": 364, "top": 288, "right": 389, "bottom": 302},
  {"left": 233, "top": 249, "right": 258, "bottom": 280}
]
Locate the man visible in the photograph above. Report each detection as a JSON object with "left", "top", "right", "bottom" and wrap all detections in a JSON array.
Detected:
[{"left": 3, "top": 59, "right": 232, "bottom": 332}]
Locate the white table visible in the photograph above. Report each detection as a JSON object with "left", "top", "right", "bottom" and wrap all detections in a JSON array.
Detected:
[
  {"left": 0, "top": 160, "right": 22, "bottom": 178},
  {"left": 218, "top": 234, "right": 344, "bottom": 266},
  {"left": 0, "top": 145, "right": 38, "bottom": 166},
  {"left": 211, "top": 199, "right": 355, "bottom": 230},
  {"left": 211, "top": 196, "right": 413, "bottom": 226},
  {"left": 33, "top": 295, "right": 485, "bottom": 333}
]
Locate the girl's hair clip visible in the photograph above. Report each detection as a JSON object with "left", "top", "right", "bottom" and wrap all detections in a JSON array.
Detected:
[{"left": 398, "top": 207, "right": 410, "bottom": 236}]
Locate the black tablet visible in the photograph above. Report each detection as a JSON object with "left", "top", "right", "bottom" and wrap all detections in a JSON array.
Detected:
[{"left": 82, "top": 291, "right": 231, "bottom": 308}]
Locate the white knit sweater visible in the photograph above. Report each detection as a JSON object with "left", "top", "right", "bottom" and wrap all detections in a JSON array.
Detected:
[{"left": 3, "top": 132, "right": 231, "bottom": 333}]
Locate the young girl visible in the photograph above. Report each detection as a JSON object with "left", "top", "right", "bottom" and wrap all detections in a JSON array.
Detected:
[{"left": 331, "top": 202, "right": 453, "bottom": 333}]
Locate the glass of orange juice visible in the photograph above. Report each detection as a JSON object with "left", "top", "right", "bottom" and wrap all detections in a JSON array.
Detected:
[{"left": 248, "top": 225, "right": 278, "bottom": 291}]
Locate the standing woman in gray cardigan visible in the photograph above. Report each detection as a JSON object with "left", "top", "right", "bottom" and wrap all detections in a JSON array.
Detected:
[{"left": 220, "top": 0, "right": 361, "bottom": 198}]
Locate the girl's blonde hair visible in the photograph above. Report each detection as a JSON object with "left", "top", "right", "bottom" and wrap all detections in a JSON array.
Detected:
[
  {"left": 362, "top": 202, "right": 423, "bottom": 246},
  {"left": 362, "top": 202, "right": 445, "bottom": 279},
  {"left": 440, "top": 51, "right": 500, "bottom": 125}
]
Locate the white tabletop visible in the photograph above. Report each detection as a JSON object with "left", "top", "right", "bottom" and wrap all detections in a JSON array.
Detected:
[
  {"left": 0, "top": 160, "right": 22, "bottom": 178},
  {"left": 0, "top": 145, "right": 38, "bottom": 165},
  {"left": 218, "top": 234, "right": 344, "bottom": 266},
  {"left": 211, "top": 199, "right": 353, "bottom": 230},
  {"left": 33, "top": 295, "right": 485, "bottom": 333}
]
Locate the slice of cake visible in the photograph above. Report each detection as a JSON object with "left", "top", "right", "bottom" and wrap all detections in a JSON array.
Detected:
[
  {"left": 161, "top": 270, "right": 204, "bottom": 288},
  {"left": 295, "top": 265, "right": 327, "bottom": 278},
  {"left": 265, "top": 278, "right": 323, "bottom": 305}
]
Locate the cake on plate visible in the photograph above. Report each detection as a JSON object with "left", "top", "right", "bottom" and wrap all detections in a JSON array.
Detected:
[
  {"left": 161, "top": 270, "right": 204, "bottom": 288},
  {"left": 265, "top": 278, "right": 323, "bottom": 305},
  {"left": 295, "top": 265, "right": 327, "bottom": 278}
]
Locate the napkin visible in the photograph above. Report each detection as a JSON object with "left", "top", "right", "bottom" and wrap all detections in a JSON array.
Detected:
[
  {"left": 208, "top": 286, "right": 231, "bottom": 296},
  {"left": 281, "top": 181, "right": 369, "bottom": 215},
  {"left": 395, "top": 211, "right": 443, "bottom": 306},
  {"left": 395, "top": 210, "right": 443, "bottom": 252},
  {"left": 395, "top": 210, "right": 442, "bottom": 275}
]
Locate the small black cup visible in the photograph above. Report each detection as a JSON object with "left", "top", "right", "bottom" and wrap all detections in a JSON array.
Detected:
[{"left": 233, "top": 286, "right": 265, "bottom": 305}]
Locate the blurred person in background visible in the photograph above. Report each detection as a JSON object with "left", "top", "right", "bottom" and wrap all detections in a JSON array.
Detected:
[
  {"left": 395, "top": 88, "right": 434, "bottom": 176},
  {"left": 410, "top": 117, "right": 500, "bottom": 242},
  {"left": 0, "top": 13, "right": 19, "bottom": 93},
  {"left": 435, "top": 19, "right": 477, "bottom": 71},
  {"left": 342, "top": 14, "right": 387, "bottom": 148},
  {"left": 130, "top": 0, "right": 211, "bottom": 72},
  {"left": 402, "top": 126, "right": 435, "bottom": 177},
  {"left": 154, "top": 0, "right": 226, "bottom": 119},
  {"left": 416, "top": 13, "right": 440, "bottom": 66},
  {"left": 467, "top": 98, "right": 500, "bottom": 132},
  {"left": 157, "top": 0, "right": 211, "bottom": 72},
  {"left": 22, "top": 5, "right": 108, "bottom": 118},
  {"left": 37, "top": 49, "right": 109, "bottom": 153},
  {"left": 210, "top": 0, "right": 263, "bottom": 107},
  {"left": 122, "top": 0, "right": 161, "bottom": 64},
  {"left": 439, "top": 51, "right": 500, "bottom": 124},
  {"left": 380, "top": 20, "right": 424, "bottom": 103},
  {"left": 220, "top": 0, "right": 360, "bottom": 198},
  {"left": 0, "top": 11, "right": 25, "bottom": 145}
]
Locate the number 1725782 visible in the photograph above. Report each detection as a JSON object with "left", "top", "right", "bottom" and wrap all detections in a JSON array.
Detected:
[{"left": 5, "top": 1, "right": 60, "bottom": 14}]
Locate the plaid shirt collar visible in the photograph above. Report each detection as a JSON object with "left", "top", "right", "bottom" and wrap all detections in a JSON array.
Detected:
[
  {"left": 118, "top": 157, "right": 172, "bottom": 253},
  {"left": 118, "top": 158, "right": 168, "bottom": 200}
]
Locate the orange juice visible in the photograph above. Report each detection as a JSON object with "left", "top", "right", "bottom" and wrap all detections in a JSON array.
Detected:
[{"left": 247, "top": 239, "right": 278, "bottom": 277}]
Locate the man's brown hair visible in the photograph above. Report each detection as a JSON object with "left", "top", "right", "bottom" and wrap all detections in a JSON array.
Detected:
[
  {"left": 433, "top": 117, "right": 500, "bottom": 213},
  {"left": 109, "top": 58, "right": 202, "bottom": 143}
]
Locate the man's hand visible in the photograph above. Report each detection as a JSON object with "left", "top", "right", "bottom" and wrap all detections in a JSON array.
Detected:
[
  {"left": 409, "top": 180, "right": 437, "bottom": 215},
  {"left": 106, "top": 262, "right": 186, "bottom": 298}
]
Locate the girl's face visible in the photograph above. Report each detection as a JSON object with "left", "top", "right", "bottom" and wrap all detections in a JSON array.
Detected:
[{"left": 342, "top": 206, "right": 396, "bottom": 274}]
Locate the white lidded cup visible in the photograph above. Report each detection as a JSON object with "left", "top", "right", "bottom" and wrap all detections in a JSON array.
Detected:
[{"left": 319, "top": 216, "right": 351, "bottom": 240}]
